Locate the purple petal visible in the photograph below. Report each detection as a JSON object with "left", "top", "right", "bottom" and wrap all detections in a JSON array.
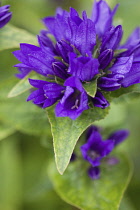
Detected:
[
  {"left": 56, "top": 40, "right": 73, "bottom": 63},
  {"left": 121, "top": 62, "right": 140, "bottom": 87},
  {"left": 55, "top": 77, "right": 89, "bottom": 120},
  {"left": 88, "top": 166, "right": 100, "bottom": 180},
  {"left": 108, "top": 130, "right": 129, "bottom": 146},
  {"left": 70, "top": 7, "right": 82, "bottom": 26},
  {"left": 100, "top": 140, "right": 114, "bottom": 157},
  {"left": 64, "top": 76, "right": 84, "bottom": 92},
  {"left": 0, "top": 5, "right": 12, "bottom": 28},
  {"left": 28, "top": 79, "right": 48, "bottom": 88},
  {"left": 43, "top": 98, "right": 57, "bottom": 108},
  {"left": 38, "top": 30, "right": 55, "bottom": 52},
  {"left": 27, "top": 89, "right": 44, "bottom": 101},
  {"left": 68, "top": 53, "right": 99, "bottom": 81},
  {"left": 15, "top": 67, "right": 32, "bottom": 79},
  {"left": 121, "top": 27, "right": 140, "bottom": 49},
  {"left": 91, "top": 0, "right": 118, "bottom": 37},
  {"left": 86, "top": 126, "right": 100, "bottom": 140},
  {"left": 99, "top": 76, "right": 121, "bottom": 91},
  {"left": 33, "top": 95, "right": 46, "bottom": 104},
  {"left": 81, "top": 130, "right": 103, "bottom": 166},
  {"left": 42, "top": 16, "right": 56, "bottom": 36},
  {"left": 99, "top": 49, "right": 113, "bottom": 69},
  {"left": 42, "top": 10, "right": 69, "bottom": 41},
  {"left": 28, "top": 51, "right": 54, "bottom": 76},
  {"left": 52, "top": 62, "right": 68, "bottom": 80},
  {"left": 20, "top": 43, "right": 40, "bottom": 53},
  {"left": 13, "top": 50, "right": 29, "bottom": 65},
  {"left": 81, "top": 129, "right": 114, "bottom": 167},
  {"left": 74, "top": 18, "right": 96, "bottom": 55},
  {"left": 43, "top": 83, "right": 65, "bottom": 98},
  {"left": 92, "top": 91, "right": 110, "bottom": 109},
  {"left": 101, "top": 25, "right": 123, "bottom": 51},
  {"left": 0, "top": 12, "right": 12, "bottom": 28},
  {"left": 109, "top": 55, "right": 134, "bottom": 75}
]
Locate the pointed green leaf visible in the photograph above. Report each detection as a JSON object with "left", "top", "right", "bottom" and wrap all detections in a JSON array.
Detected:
[
  {"left": 8, "top": 76, "right": 31, "bottom": 98},
  {"left": 48, "top": 153, "right": 132, "bottom": 210},
  {"left": 83, "top": 79, "right": 97, "bottom": 97},
  {"left": 0, "top": 24, "right": 37, "bottom": 51},
  {"left": 47, "top": 106, "right": 109, "bottom": 174},
  {"left": 8, "top": 74, "right": 40, "bottom": 98}
]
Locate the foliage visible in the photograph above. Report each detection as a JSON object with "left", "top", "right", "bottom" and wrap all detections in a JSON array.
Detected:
[{"left": 1, "top": 0, "right": 140, "bottom": 209}]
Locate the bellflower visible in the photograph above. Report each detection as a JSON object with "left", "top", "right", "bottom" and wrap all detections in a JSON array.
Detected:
[
  {"left": 80, "top": 126, "right": 129, "bottom": 179},
  {"left": 13, "top": 0, "right": 140, "bottom": 119},
  {"left": 0, "top": 5, "right": 12, "bottom": 28}
]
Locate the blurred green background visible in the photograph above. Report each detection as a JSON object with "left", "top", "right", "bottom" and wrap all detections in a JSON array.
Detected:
[{"left": 0, "top": 0, "right": 140, "bottom": 209}]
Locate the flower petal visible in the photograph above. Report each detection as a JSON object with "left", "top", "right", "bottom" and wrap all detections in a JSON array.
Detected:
[{"left": 88, "top": 166, "right": 100, "bottom": 180}]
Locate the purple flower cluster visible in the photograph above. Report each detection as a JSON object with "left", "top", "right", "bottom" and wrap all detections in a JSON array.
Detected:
[
  {"left": 13, "top": 0, "right": 140, "bottom": 120},
  {"left": 0, "top": 5, "right": 12, "bottom": 28},
  {"left": 80, "top": 126, "right": 129, "bottom": 179}
]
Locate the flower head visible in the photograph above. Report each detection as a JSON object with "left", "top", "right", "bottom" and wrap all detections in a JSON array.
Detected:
[
  {"left": 0, "top": 5, "right": 12, "bottom": 28},
  {"left": 80, "top": 126, "right": 129, "bottom": 179},
  {"left": 13, "top": 0, "right": 140, "bottom": 119}
]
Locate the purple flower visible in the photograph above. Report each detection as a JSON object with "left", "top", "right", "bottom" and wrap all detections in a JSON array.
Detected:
[
  {"left": 55, "top": 77, "right": 89, "bottom": 120},
  {"left": 0, "top": 5, "right": 12, "bottom": 28},
  {"left": 13, "top": 0, "right": 140, "bottom": 119},
  {"left": 80, "top": 126, "right": 129, "bottom": 179},
  {"left": 81, "top": 128, "right": 114, "bottom": 167},
  {"left": 27, "top": 79, "right": 65, "bottom": 108},
  {"left": 88, "top": 166, "right": 100, "bottom": 180},
  {"left": 91, "top": 91, "right": 110, "bottom": 109}
]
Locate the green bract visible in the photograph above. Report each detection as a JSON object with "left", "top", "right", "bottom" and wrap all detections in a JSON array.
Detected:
[{"left": 48, "top": 153, "right": 132, "bottom": 210}]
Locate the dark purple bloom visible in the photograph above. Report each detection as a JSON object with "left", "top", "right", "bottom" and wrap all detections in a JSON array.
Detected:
[
  {"left": 88, "top": 166, "right": 100, "bottom": 180},
  {"left": 80, "top": 126, "right": 129, "bottom": 179},
  {"left": 13, "top": 43, "right": 56, "bottom": 77},
  {"left": 0, "top": 5, "right": 12, "bottom": 28},
  {"left": 91, "top": 91, "right": 110, "bottom": 109},
  {"left": 108, "top": 129, "right": 129, "bottom": 146},
  {"left": 55, "top": 77, "right": 89, "bottom": 120},
  {"left": 27, "top": 79, "right": 65, "bottom": 108},
  {"left": 13, "top": 0, "right": 140, "bottom": 119},
  {"left": 81, "top": 128, "right": 114, "bottom": 167},
  {"left": 99, "top": 49, "right": 113, "bottom": 69}
]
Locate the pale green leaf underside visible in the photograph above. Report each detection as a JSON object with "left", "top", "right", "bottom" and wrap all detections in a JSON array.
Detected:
[
  {"left": 83, "top": 79, "right": 97, "bottom": 97},
  {"left": 48, "top": 153, "right": 132, "bottom": 210},
  {"left": 47, "top": 106, "right": 109, "bottom": 174},
  {"left": 8, "top": 75, "right": 31, "bottom": 98},
  {"left": 0, "top": 24, "right": 37, "bottom": 51},
  {"left": 8, "top": 74, "right": 40, "bottom": 98}
]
